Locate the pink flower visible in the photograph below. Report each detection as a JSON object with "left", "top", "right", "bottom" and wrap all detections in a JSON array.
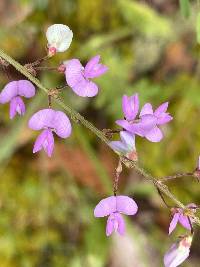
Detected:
[
  {"left": 164, "top": 235, "right": 192, "bottom": 267},
  {"left": 116, "top": 95, "right": 173, "bottom": 142},
  {"left": 0, "top": 80, "right": 35, "bottom": 119},
  {"left": 28, "top": 109, "right": 72, "bottom": 157},
  {"left": 168, "top": 204, "right": 196, "bottom": 235},
  {"left": 64, "top": 55, "right": 108, "bottom": 97},
  {"left": 94, "top": 195, "right": 138, "bottom": 236}
]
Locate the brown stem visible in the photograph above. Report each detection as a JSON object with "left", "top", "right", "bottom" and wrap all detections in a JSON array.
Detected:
[
  {"left": 34, "top": 66, "right": 58, "bottom": 71},
  {"left": 113, "top": 159, "right": 122, "bottom": 196},
  {"left": 187, "top": 216, "right": 194, "bottom": 234},
  {"left": 28, "top": 55, "right": 49, "bottom": 67},
  {"left": 48, "top": 95, "right": 52, "bottom": 108},
  {"left": 55, "top": 84, "right": 69, "bottom": 90},
  {"left": 159, "top": 172, "right": 194, "bottom": 182}
]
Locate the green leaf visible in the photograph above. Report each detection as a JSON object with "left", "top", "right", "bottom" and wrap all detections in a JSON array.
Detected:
[
  {"left": 179, "top": 0, "right": 190, "bottom": 18},
  {"left": 196, "top": 12, "right": 200, "bottom": 44}
]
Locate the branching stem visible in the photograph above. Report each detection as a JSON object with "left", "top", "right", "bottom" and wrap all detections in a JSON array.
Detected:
[{"left": 1, "top": 48, "right": 200, "bottom": 226}]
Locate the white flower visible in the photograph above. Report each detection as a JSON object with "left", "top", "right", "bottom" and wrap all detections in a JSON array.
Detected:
[{"left": 46, "top": 24, "right": 73, "bottom": 55}]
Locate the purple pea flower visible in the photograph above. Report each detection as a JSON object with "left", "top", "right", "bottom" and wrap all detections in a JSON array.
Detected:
[
  {"left": 109, "top": 131, "right": 137, "bottom": 161},
  {"left": 116, "top": 95, "right": 173, "bottom": 142},
  {"left": 64, "top": 55, "right": 108, "bottom": 97},
  {"left": 0, "top": 80, "right": 35, "bottom": 119},
  {"left": 168, "top": 204, "right": 196, "bottom": 235},
  {"left": 28, "top": 109, "right": 72, "bottom": 157},
  {"left": 164, "top": 235, "right": 192, "bottom": 267},
  {"left": 94, "top": 195, "right": 138, "bottom": 236}
]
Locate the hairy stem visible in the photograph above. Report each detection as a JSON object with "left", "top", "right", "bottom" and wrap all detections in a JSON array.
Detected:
[
  {"left": 1, "top": 48, "right": 200, "bottom": 226},
  {"left": 159, "top": 172, "right": 194, "bottom": 182}
]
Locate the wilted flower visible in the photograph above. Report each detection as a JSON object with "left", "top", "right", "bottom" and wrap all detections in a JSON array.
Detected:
[
  {"left": 28, "top": 109, "right": 72, "bottom": 157},
  {"left": 168, "top": 204, "right": 196, "bottom": 235},
  {"left": 64, "top": 55, "right": 108, "bottom": 97},
  {"left": 0, "top": 80, "right": 35, "bottom": 119},
  {"left": 109, "top": 131, "right": 137, "bottom": 161},
  {"left": 116, "top": 95, "right": 173, "bottom": 142},
  {"left": 164, "top": 235, "right": 192, "bottom": 267},
  {"left": 46, "top": 24, "right": 73, "bottom": 56},
  {"left": 94, "top": 195, "right": 138, "bottom": 236}
]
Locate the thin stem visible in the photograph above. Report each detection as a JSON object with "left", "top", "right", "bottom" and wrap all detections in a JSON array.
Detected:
[
  {"left": 113, "top": 159, "right": 122, "bottom": 196},
  {"left": 48, "top": 95, "right": 52, "bottom": 108},
  {"left": 187, "top": 216, "right": 194, "bottom": 235},
  {"left": 34, "top": 66, "right": 58, "bottom": 71},
  {"left": 156, "top": 187, "right": 171, "bottom": 208},
  {"left": 159, "top": 172, "right": 194, "bottom": 182},
  {"left": 103, "top": 129, "right": 121, "bottom": 134},
  {"left": 26, "top": 55, "right": 49, "bottom": 67},
  {"left": 103, "top": 128, "right": 122, "bottom": 139},
  {"left": 55, "top": 84, "right": 69, "bottom": 90},
  {"left": 1, "top": 48, "right": 200, "bottom": 227}
]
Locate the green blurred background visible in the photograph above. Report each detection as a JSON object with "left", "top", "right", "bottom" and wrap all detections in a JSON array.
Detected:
[{"left": 0, "top": 0, "right": 200, "bottom": 266}]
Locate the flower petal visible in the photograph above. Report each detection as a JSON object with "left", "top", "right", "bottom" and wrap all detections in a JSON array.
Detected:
[
  {"left": 106, "top": 213, "right": 125, "bottom": 236},
  {"left": 116, "top": 196, "right": 138, "bottom": 215},
  {"left": 156, "top": 114, "right": 173, "bottom": 125},
  {"left": 115, "top": 119, "right": 140, "bottom": 134},
  {"left": 116, "top": 213, "right": 125, "bottom": 235},
  {"left": 120, "top": 131, "right": 135, "bottom": 151},
  {"left": 109, "top": 141, "right": 128, "bottom": 154},
  {"left": 10, "top": 96, "right": 25, "bottom": 119},
  {"left": 28, "top": 109, "right": 55, "bottom": 130},
  {"left": 198, "top": 156, "right": 200, "bottom": 170},
  {"left": 178, "top": 215, "right": 191, "bottom": 231},
  {"left": 46, "top": 24, "right": 73, "bottom": 52},
  {"left": 133, "top": 114, "right": 157, "bottom": 136},
  {"left": 65, "top": 59, "right": 84, "bottom": 88},
  {"left": 33, "top": 129, "right": 48, "bottom": 153},
  {"left": 33, "top": 129, "right": 54, "bottom": 157},
  {"left": 154, "top": 102, "right": 168, "bottom": 116},
  {"left": 72, "top": 79, "right": 98, "bottom": 97},
  {"left": 140, "top": 103, "right": 153, "bottom": 116},
  {"left": 145, "top": 126, "right": 163, "bottom": 142},
  {"left": 168, "top": 213, "right": 180, "bottom": 235},
  {"left": 52, "top": 111, "right": 72, "bottom": 138},
  {"left": 106, "top": 215, "right": 115, "bottom": 236},
  {"left": 84, "top": 55, "right": 108, "bottom": 79},
  {"left": 122, "top": 94, "right": 139, "bottom": 120},
  {"left": 17, "top": 80, "right": 36, "bottom": 98},
  {"left": 94, "top": 196, "right": 116, "bottom": 217},
  {"left": 44, "top": 130, "right": 54, "bottom": 157},
  {"left": 0, "top": 81, "right": 18, "bottom": 103}
]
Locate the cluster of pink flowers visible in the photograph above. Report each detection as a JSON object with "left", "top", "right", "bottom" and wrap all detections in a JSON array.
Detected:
[
  {"left": 0, "top": 24, "right": 108, "bottom": 157},
  {"left": 0, "top": 23, "right": 197, "bottom": 267}
]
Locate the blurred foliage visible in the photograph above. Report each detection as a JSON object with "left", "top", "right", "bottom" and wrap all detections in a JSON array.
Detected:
[{"left": 0, "top": 0, "right": 200, "bottom": 266}]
